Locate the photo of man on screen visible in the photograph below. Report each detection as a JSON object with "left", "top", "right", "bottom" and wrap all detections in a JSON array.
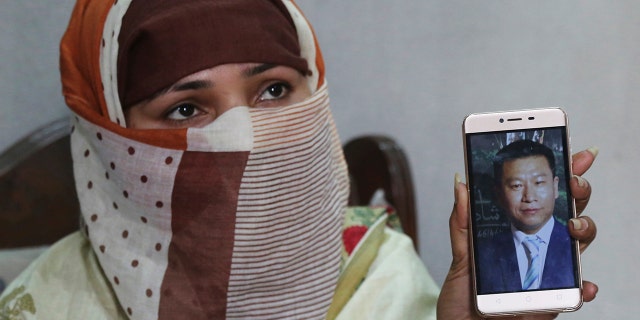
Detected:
[{"left": 476, "top": 138, "right": 576, "bottom": 294}]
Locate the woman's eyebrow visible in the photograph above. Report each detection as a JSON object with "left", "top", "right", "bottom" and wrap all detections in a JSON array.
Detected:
[
  {"left": 146, "top": 64, "right": 274, "bottom": 102},
  {"left": 243, "top": 63, "right": 277, "bottom": 77},
  {"left": 171, "top": 80, "right": 212, "bottom": 92},
  {"left": 148, "top": 79, "right": 212, "bottom": 101}
]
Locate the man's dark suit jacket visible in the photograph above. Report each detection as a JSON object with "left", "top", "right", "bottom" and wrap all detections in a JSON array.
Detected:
[{"left": 475, "top": 217, "right": 576, "bottom": 294}]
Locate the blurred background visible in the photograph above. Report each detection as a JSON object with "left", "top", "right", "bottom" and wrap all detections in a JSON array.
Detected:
[{"left": 2, "top": 1, "right": 637, "bottom": 318}]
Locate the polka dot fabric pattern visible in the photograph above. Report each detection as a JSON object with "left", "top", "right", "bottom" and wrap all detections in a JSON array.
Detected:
[
  {"left": 71, "top": 115, "right": 182, "bottom": 320},
  {"left": 100, "top": 0, "right": 133, "bottom": 126}
]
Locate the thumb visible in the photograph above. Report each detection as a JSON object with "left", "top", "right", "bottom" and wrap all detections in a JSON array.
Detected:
[{"left": 449, "top": 173, "right": 470, "bottom": 270}]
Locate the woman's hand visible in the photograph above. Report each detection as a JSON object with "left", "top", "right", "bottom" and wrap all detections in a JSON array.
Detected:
[{"left": 436, "top": 147, "right": 599, "bottom": 319}]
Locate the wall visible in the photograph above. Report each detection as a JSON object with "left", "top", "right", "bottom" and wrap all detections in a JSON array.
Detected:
[
  {"left": 2, "top": 1, "right": 637, "bottom": 318},
  {"left": 0, "top": 2, "right": 75, "bottom": 149}
]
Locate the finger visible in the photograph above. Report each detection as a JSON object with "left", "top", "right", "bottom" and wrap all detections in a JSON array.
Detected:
[
  {"left": 571, "top": 147, "right": 598, "bottom": 176},
  {"left": 582, "top": 280, "right": 599, "bottom": 303},
  {"left": 569, "top": 148, "right": 597, "bottom": 214},
  {"left": 569, "top": 175, "right": 591, "bottom": 214},
  {"left": 571, "top": 147, "right": 600, "bottom": 176},
  {"left": 449, "top": 173, "right": 469, "bottom": 270},
  {"left": 568, "top": 216, "right": 596, "bottom": 252}
]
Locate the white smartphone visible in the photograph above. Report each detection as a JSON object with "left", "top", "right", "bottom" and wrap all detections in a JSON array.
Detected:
[{"left": 463, "top": 108, "right": 582, "bottom": 317}]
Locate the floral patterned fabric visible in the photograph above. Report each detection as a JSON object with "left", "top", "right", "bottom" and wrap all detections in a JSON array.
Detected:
[
  {"left": 0, "top": 286, "right": 35, "bottom": 320},
  {"left": 342, "top": 206, "right": 403, "bottom": 259}
]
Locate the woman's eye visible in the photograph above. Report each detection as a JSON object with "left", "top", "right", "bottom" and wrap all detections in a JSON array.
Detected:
[
  {"left": 259, "top": 83, "right": 290, "bottom": 101},
  {"left": 166, "top": 103, "right": 201, "bottom": 120}
]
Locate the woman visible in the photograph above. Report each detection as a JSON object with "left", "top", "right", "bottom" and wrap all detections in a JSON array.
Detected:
[{"left": 0, "top": 0, "right": 598, "bottom": 319}]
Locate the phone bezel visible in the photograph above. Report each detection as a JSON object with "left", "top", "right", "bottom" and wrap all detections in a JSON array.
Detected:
[{"left": 462, "top": 108, "right": 583, "bottom": 317}]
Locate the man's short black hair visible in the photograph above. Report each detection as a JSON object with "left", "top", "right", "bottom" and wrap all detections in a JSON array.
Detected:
[{"left": 493, "top": 139, "right": 556, "bottom": 185}]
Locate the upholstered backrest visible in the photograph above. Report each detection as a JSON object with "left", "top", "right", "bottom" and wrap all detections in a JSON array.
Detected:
[
  {"left": 343, "top": 135, "right": 418, "bottom": 249},
  {"left": 0, "top": 118, "right": 79, "bottom": 249}
]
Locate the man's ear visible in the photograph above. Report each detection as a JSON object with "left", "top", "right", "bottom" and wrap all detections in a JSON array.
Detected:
[{"left": 553, "top": 176, "right": 559, "bottom": 199}]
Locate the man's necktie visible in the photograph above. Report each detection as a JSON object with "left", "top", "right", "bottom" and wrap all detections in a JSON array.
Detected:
[{"left": 522, "top": 236, "right": 543, "bottom": 290}]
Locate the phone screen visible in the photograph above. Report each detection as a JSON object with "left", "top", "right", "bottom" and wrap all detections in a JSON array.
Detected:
[{"left": 464, "top": 109, "right": 582, "bottom": 315}]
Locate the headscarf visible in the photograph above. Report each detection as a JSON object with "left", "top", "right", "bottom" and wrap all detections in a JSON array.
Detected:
[{"left": 60, "top": 0, "right": 347, "bottom": 319}]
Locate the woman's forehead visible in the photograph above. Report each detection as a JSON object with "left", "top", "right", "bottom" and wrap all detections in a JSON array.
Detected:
[{"left": 117, "top": 0, "right": 308, "bottom": 108}]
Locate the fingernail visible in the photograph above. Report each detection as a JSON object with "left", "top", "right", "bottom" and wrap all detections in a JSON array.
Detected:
[
  {"left": 574, "top": 175, "right": 588, "bottom": 188},
  {"left": 587, "top": 146, "right": 599, "bottom": 158},
  {"left": 570, "top": 218, "right": 588, "bottom": 231}
]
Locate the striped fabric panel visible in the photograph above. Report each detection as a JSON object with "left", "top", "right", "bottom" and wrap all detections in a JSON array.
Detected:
[{"left": 226, "top": 86, "right": 349, "bottom": 319}]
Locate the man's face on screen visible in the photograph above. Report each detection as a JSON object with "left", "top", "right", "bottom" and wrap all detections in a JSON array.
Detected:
[{"left": 498, "top": 155, "right": 559, "bottom": 234}]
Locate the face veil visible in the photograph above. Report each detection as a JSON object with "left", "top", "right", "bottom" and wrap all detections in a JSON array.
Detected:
[{"left": 60, "top": 0, "right": 348, "bottom": 319}]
